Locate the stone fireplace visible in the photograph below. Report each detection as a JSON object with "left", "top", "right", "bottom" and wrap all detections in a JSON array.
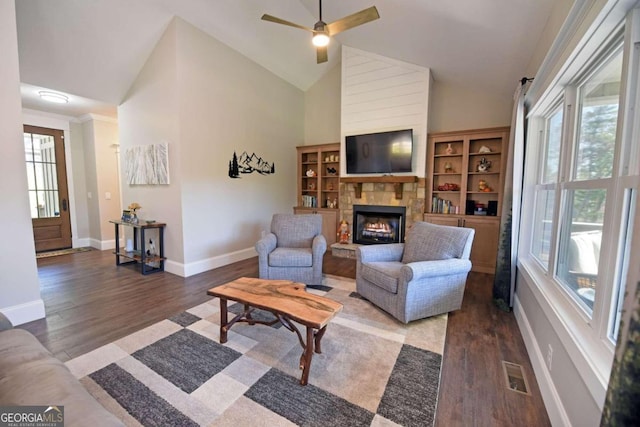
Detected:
[
  {"left": 353, "top": 205, "right": 406, "bottom": 244},
  {"left": 338, "top": 180, "right": 426, "bottom": 243}
]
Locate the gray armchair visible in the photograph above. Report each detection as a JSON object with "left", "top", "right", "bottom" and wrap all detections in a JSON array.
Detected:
[
  {"left": 356, "top": 221, "right": 475, "bottom": 323},
  {"left": 255, "top": 214, "right": 326, "bottom": 286}
]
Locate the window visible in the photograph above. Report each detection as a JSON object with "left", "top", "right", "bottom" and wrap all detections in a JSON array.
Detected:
[
  {"left": 556, "top": 49, "right": 623, "bottom": 315},
  {"left": 531, "top": 105, "right": 563, "bottom": 269},
  {"left": 523, "top": 25, "right": 636, "bottom": 349},
  {"left": 518, "top": 2, "right": 640, "bottom": 412},
  {"left": 24, "top": 131, "right": 60, "bottom": 218}
]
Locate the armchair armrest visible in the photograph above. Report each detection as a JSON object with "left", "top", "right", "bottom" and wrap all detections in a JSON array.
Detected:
[
  {"left": 357, "top": 243, "right": 404, "bottom": 263},
  {"left": 402, "top": 258, "right": 472, "bottom": 282},
  {"left": 255, "top": 233, "right": 277, "bottom": 256},
  {"left": 312, "top": 234, "right": 327, "bottom": 257},
  {"left": 0, "top": 312, "right": 14, "bottom": 331}
]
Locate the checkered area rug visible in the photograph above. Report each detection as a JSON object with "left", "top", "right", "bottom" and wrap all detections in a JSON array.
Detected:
[{"left": 65, "top": 275, "right": 447, "bottom": 426}]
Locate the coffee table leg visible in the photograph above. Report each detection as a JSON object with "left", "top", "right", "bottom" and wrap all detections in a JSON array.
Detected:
[
  {"left": 219, "top": 298, "right": 228, "bottom": 343},
  {"left": 300, "top": 326, "right": 315, "bottom": 385},
  {"left": 314, "top": 325, "right": 327, "bottom": 354}
]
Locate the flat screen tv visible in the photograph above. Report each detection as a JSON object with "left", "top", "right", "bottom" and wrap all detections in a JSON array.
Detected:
[{"left": 345, "top": 129, "right": 413, "bottom": 174}]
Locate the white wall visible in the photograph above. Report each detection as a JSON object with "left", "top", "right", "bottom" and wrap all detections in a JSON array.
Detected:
[
  {"left": 69, "top": 121, "right": 90, "bottom": 245},
  {"left": 428, "top": 80, "right": 512, "bottom": 133},
  {"left": 92, "top": 117, "right": 120, "bottom": 245},
  {"left": 524, "top": 0, "right": 575, "bottom": 79},
  {"left": 0, "top": 0, "right": 44, "bottom": 325},
  {"left": 118, "top": 19, "right": 184, "bottom": 265},
  {"left": 176, "top": 18, "right": 302, "bottom": 271},
  {"left": 82, "top": 119, "right": 101, "bottom": 246},
  {"left": 79, "top": 116, "right": 120, "bottom": 249},
  {"left": 304, "top": 63, "right": 341, "bottom": 145},
  {"left": 119, "top": 18, "right": 303, "bottom": 276}
]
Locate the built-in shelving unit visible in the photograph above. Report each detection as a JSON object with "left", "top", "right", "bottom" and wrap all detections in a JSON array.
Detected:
[
  {"left": 424, "top": 127, "right": 509, "bottom": 273},
  {"left": 295, "top": 143, "right": 341, "bottom": 245}
]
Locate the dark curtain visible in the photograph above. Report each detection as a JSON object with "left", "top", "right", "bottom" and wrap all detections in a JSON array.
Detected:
[
  {"left": 493, "top": 81, "right": 529, "bottom": 311},
  {"left": 601, "top": 279, "right": 640, "bottom": 426}
]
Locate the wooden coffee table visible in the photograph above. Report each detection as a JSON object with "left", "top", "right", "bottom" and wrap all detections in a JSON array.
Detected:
[{"left": 207, "top": 277, "right": 343, "bottom": 385}]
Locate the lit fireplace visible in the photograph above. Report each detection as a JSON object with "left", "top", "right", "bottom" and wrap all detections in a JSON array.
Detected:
[{"left": 353, "top": 205, "right": 406, "bottom": 245}]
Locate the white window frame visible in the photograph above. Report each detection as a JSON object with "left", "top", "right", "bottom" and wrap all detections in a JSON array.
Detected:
[{"left": 519, "top": 7, "right": 640, "bottom": 406}]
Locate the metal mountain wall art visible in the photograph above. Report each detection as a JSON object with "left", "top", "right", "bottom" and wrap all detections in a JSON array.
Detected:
[{"left": 228, "top": 151, "right": 275, "bottom": 178}]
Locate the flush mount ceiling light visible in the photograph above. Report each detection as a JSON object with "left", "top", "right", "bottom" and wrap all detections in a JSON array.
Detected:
[{"left": 38, "top": 91, "right": 69, "bottom": 104}]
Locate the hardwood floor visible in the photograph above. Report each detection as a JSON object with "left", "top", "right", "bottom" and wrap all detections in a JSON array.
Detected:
[{"left": 21, "top": 249, "right": 549, "bottom": 426}]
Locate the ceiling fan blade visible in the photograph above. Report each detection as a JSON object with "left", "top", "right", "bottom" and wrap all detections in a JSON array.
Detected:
[
  {"left": 316, "top": 46, "right": 328, "bottom": 64},
  {"left": 326, "top": 6, "right": 380, "bottom": 36},
  {"left": 261, "top": 14, "right": 314, "bottom": 32}
]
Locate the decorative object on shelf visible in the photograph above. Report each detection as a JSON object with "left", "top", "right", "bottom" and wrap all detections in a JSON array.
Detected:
[
  {"left": 326, "top": 198, "right": 338, "bottom": 209},
  {"left": 337, "top": 220, "right": 350, "bottom": 244},
  {"left": 128, "top": 202, "right": 141, "bottom": 224},
  {"left": 478, "top": 179, "right": 492, "bottom": 192},
  {"left": 146, "top": 238, "right": 157, "bottom": 257},
  {"left": 228, "top": 151, "right": 275, "bottom": 178},
  {"left": 478, "top": 145, "right": 492, "bottom": 153},
  {"left": 437, "top": 183, "right": 460, "bottom": 191},
  {"left": 125, "top": 143, "right": 169, "bottom": 185},
  {"left": 121, "top": 209, "right": 132, "bottom": 222},
  {"left": 445, "top": 143, "right": 455, "bottom": 154},
  {"left": 308, "top": 181, "right": 316, "bottom": 190},
  {"left": 444, "top": 162, "right": 453, "bottom": 173},
  {"left": 306, "top": 169, "right": 316, "bottom": 177},
  {"left": 326, "top": 167, "right": 337, "bottom": 175},
  {"left": 477, "top": 157, "right": 492, "bottom": 172},
  {"left": 474, "top": 203, "right": 487, "bottom": 215},
  {"left": 327, "top": 182, "right": 334, "bottom": 191}
]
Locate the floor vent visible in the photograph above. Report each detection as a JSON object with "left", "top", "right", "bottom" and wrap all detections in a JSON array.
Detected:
[{"left": 502, "top": 361, "right": 531, "bottom": 395}]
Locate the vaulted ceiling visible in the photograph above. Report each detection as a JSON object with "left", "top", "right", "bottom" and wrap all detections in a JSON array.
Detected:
[{"left": 15, "top": 0, "right": 557, "bottom": 118}]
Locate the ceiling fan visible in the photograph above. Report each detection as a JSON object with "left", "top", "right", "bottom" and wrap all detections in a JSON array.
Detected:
[{"left": 261, "top": 0, "right": 380, "bottom": 64}]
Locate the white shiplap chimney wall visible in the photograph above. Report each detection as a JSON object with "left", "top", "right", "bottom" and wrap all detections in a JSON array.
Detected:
[{"left": 341, "top": 46, "right": 432, "bottom": 177}]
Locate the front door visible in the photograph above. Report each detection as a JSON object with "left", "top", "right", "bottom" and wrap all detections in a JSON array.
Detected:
[{"left": 24, "top": 125, "right": 72, "bottom": 252}]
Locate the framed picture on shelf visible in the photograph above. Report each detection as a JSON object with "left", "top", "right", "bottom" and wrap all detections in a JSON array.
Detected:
[{"left": 121, "top": 210, "right": 132, "bottom": 222}]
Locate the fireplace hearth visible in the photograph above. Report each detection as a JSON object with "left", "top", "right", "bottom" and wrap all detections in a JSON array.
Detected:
[{"left": 353, "top": 205, "right": 406, "bottom": 245}]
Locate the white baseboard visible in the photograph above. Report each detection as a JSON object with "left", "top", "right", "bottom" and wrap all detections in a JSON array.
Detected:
[
  {"left": 73, "top": 237, "right": 91, "bottom": 248},
  {"left": 0, "top": 299, "right": 45, "bottom": 326},
  {"left": 166, "top": 247, "right": 257, "bottom": 278},
  {"left": 514, "top": 294, "right": 571, "bottom": 426},
  {"left": 90, "top": 238, "right": 116, "bottom": 251}
]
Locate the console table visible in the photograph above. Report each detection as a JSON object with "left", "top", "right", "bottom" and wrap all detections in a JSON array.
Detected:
[{"left": 110, "top": 220, "right": 166, "bottom": 275}]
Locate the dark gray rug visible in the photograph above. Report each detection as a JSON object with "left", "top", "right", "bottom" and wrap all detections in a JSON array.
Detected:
[
  {"left": 90, "top": 363, "right": 199, "bottom": 427},
  {"left": 245, "top": 368, "right": 375, "bottom": 426},
  {"left": 67, "top": 276, "right": 447, "bottom": 426},
  {"left": 377, "top": 344, "right": 443, "bottom": 426},
  {"left": 132, "top": 329, "right": 241, "bottom": 393}
]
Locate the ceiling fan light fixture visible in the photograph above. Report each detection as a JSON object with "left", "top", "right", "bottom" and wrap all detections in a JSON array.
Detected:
[
  {"left": 312, "top": 31, "right": 330, "bottom": 47},
  {"left": 38, "top": 91, "right": 69, "bottom": 104}
]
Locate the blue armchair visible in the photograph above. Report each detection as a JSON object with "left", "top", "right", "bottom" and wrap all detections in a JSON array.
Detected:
[
  {"left": 255, "top": 214, "right": 326, "bottom": 286},
  {"left": 356, "top": 221, "right": 475, "bottom": 323}
]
